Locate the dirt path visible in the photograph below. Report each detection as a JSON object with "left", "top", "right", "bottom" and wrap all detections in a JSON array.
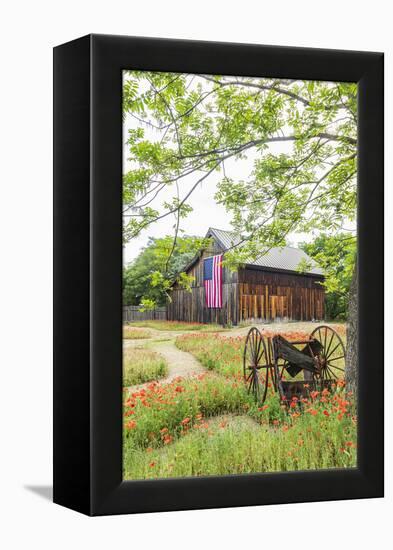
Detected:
[
  {"left": 123, "top": 335, "right": 206, "bottom": 390},
  {"left": 149, "top": 340, "right": 206, "bottom": 382}
]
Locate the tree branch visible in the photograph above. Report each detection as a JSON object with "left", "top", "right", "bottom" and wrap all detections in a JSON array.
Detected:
[{"left": 199, "top": 75, "right": 311, "bottom": 106}]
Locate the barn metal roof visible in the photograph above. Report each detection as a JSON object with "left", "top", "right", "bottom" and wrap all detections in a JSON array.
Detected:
[{"left": 207, "top": 227, "right": 324, "bottom": 276}]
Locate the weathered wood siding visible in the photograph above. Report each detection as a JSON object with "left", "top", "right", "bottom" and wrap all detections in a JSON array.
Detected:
[
  {"left": 167, "top": 241, "right": 239, "bottom": 325},
  {"left": 167, "top": 242, "right": 325, "bottom": 325},
  {"left": 238, "top": 267, "right": 324, "bottom": 322},
  {"left": 167, "top": 283, "right": 239, "bottom": 324}
]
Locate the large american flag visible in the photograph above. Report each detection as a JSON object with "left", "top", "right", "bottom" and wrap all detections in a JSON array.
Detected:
[{"left": 203, "top": 254, "right": 223, "bottom": 308}]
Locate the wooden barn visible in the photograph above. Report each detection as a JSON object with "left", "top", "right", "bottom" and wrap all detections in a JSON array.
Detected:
[{"left": 167, "top": 228, "right": 325, "bottom": 325}]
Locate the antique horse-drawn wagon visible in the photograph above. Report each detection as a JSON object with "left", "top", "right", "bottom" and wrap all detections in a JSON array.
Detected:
[{"left": 243, "top": 325, "right": 346, "bottom": 404}]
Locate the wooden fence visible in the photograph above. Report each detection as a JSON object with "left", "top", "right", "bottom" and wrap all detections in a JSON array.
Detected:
[{"left": 123, "top": 305, "right": 167, "bottom": 323}]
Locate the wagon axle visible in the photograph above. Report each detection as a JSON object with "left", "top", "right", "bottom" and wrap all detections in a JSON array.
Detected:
[{"left": 243, "top": 325, "right": 346, "bottom": 404}]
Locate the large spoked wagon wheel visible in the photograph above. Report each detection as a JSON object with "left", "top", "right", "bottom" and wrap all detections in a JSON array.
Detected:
[
  {"left": 243, "top": 327, "right": 269, "bottom": 403},
  {"left": 265, "top": 337, "right": 288, "bottom": 393},
  {"left": 310, "top": 325, "right": 346, "bottom": 386}
]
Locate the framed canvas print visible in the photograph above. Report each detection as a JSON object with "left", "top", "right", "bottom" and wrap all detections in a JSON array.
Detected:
[{"left": 53, "top": 34, "right": 384, "bottom": 516}]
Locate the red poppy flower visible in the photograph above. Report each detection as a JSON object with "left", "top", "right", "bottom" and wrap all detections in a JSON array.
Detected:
[{"left": 125, "top": 420, "right": 136, "bottom": 429}]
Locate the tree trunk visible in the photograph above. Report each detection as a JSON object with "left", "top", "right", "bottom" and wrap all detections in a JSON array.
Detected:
[{"left": 345, "top": 260, "right": 358, "bottom": 394}]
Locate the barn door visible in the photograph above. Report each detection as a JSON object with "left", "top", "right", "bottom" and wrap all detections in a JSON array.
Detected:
[
  {"left": 269, "top": 295, "right": 288, "bottom": 320},
  {"left": 240, "top": 293, "right": 265, "bottom": 320}
]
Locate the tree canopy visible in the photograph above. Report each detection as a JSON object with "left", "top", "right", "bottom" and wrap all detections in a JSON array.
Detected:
[
  {"left": 123, "top": 235, "right": 209, "bottom": 308},
  {"left": 300, "top": 233, "right": 356, "bottom": 320},
  {"left": 123, "top": 71, "right": 357, "bottom": 310}
]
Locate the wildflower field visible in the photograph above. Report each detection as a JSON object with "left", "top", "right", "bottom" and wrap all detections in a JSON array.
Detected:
[
  {"left": 123, "top": 328, "right": 356, "bottom": 480},
  {"left": 123, "top": 347, "right": 168, "bottom": 386},
  {"left": 123, "top": 326, "right": 151, "bottom": 339}
]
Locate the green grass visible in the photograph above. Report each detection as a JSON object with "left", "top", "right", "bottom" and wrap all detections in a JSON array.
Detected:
[
  {"left": 129, "top": 320, "right": 226, "bottom": 332},
  {"left": 123, "top": 347, "right": 168, "bottom": 386},
  {"left": 124, "top": 413, "right": 356, "bottom": 479},
  {"left": 176, "top": 329, "right": 347, "bottom": 379},
  {"left": 123, "top": 326, "right": 151, "bottom": 339},
  {"left": 176, "top": 333, "right": 244, "bottom": 376},
  {"left": 123, "top": 373, "right": 256, "bottom": 450},
  {"left": 123, "top": 368, "right": 356, "bottom": 479},
  {"left": 123, "top": 329, "right": 356, "bottom": 480}
]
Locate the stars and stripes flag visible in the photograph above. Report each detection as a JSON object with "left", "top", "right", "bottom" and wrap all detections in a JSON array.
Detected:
[{"left": 203, "top": 254, "right": 223, "bottom": 308}]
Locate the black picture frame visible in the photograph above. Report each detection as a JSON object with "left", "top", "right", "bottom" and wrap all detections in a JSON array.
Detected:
[{"left": 53, "top": 34, "right": 384, "bottom": 516}]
